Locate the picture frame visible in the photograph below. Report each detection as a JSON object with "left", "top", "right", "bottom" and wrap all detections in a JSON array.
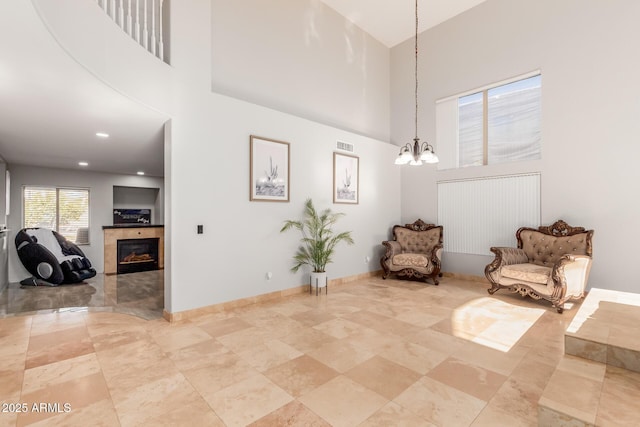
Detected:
[
  {"left": 250, "top": 135, "right": 290, "bottom": 202},
  {"left": 333, "top": 152, "right": 359, "bottom": 204}
]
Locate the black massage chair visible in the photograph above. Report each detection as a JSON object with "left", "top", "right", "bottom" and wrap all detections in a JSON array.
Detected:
[{"left": 15, "top": 227, "right": 96, "bottom": 285}]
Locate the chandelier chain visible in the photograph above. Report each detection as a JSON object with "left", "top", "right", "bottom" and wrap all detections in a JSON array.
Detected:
[{"left": 414, "top": 0, "right": 419, "bottom": 141}]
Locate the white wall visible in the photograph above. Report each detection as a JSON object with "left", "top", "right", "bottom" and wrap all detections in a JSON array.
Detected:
[
  {"left": 163, "top": 0, "right": 400, "bottom": 313},
  {"left": 391, "top": 0, "right": 640, "bottom": 292},
  {"left": 167, "top": 94, "right": 399, "bottom": 313},
  {"left": 7, "top": 165, "right": 164, "bottom": 282},
  {"left": 210, "top": 0, "right": 390, "bottom": 142}
]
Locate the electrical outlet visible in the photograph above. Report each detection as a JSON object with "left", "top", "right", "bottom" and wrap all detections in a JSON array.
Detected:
[
  {"left": 364, "top": 256, "right": 371, "bottom": 264},
  {"left": 266, "top": 272, "right": 273, "bottom": 280}
]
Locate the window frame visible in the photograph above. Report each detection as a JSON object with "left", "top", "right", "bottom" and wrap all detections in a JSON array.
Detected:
[
  {"left": 22, "top": 185, "right": 91, "bottom": 245},
  {"left": 436, "top": 70, "right": 542, "bottom": 170}
]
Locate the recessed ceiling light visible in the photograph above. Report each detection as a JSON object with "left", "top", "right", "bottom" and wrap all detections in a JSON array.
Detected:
[
  {"left": 78, "top": 161, "right": 89, "bottom": 167},
  {"left": 137, "top": 171, "right": 145, "bottom": 176},
  {"left": 95, "top": 132, "right": 109, "bottom": 138}
]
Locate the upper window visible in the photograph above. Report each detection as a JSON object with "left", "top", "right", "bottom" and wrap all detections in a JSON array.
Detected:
[
  {"left": 437, "top": 73, "right": 541, "bottom": 169},
  {"left": 23, "top": 186, "right": 90, "bottom": 244}
]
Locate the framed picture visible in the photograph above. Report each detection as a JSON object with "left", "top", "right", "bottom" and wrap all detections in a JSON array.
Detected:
[
  {"left": 113, "top": 209, "right": 151, "bottom": 225},
  {"left": 333, "top": 152, "right": 359, "bottom": 204},
  {"left": 250, "top": 135, "right": 290, "bottom": 202}
]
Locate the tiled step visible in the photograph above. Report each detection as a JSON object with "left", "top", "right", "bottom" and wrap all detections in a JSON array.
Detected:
[
  {"left": 564, "top": 288, "right": 640, "bottom": 373},
  {"left": 537, "top": 288, "right": 640, "bottom": 426}
]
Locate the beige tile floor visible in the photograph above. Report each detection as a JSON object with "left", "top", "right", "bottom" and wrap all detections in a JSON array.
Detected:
[{"left": 0, "top": 276, "right": 634, "bottom": 426}]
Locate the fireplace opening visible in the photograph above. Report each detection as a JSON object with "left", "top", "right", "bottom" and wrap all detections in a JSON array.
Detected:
[{"left": 117, "top": 238, "right": 159, "bottom": 274}]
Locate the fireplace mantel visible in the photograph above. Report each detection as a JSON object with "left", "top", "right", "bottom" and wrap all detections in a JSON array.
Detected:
[{"left": 103, "top": 225, "right": 164, "bottom": 274}]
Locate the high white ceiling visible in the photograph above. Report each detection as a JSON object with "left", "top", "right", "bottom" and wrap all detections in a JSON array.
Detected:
[
  {"left": 0, "top": 1, "right": 484, "bottom": 178},
  {"left": 320, "top": 0, "right": 487, "bottom": 47}
]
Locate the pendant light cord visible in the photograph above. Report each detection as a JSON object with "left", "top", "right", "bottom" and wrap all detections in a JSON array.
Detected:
[{"left": 414, "top": 0, "right": 419, "bottom": 141}]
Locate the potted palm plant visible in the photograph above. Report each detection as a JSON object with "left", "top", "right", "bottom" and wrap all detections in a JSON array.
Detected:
[{"left": 281, "top": 198, "right": 354, "bottom": 288}]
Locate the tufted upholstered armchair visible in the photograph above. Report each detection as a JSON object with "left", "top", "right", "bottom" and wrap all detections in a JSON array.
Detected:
[
  {"left": 485, "top": 220, "right": 593, "bottom": 313},
  {"left": 381, "top": 219, "right": 443, "bottom": 285}
]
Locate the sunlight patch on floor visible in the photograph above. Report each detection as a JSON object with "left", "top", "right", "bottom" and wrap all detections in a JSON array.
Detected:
[{"left": 451, "top": 297, "right": 545, "bottom": 352}]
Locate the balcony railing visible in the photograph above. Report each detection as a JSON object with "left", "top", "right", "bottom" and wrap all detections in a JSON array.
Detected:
[{"left": 95, "top": 0, "right": 168, "bottom": 63}]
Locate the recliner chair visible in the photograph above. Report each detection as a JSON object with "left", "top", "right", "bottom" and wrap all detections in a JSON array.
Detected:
[{"left": 16, "top": 227, "right": 96, "bottom": 285}]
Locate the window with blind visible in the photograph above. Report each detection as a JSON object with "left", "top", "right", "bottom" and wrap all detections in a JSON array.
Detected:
[
  {"left": 23, "top": 186, "right": 90, "bottom": 244},
  {"left": 436, "top": 72, "right": 541, "bottom": 169}
]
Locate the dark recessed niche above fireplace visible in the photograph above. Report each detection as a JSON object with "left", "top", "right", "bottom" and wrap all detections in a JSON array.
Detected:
[{"left": 117, "top": 238, "right": 159, "bottom": 274}]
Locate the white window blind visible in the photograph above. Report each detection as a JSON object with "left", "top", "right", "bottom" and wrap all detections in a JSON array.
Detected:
[
  {"left": 437, "top": 174, "right": 540, "bottom": 255},
  {"left": 23, "top": 186, "right": 90, "bottom": 244}
]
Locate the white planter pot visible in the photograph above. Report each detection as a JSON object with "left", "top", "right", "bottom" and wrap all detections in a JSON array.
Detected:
[{"left": 310, "top": 271, "right": 328, "bottom": 295}]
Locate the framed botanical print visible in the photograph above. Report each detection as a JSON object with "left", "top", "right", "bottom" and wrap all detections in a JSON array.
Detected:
[
  {"left": 250, "top": 135, "right": 290, "bottom": 202},
  {"left": 333, "top": 152, "right": 359, "bottom": 204}
]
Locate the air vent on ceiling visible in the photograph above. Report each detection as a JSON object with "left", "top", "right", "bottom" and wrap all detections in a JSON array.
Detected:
[{"left": 336, "top": 141, "right": 354, "bottom": 152}]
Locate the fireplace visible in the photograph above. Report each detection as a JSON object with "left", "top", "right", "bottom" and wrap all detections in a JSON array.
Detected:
[{"left": 116, "top": 238, "right": 159, "bottom": 274}]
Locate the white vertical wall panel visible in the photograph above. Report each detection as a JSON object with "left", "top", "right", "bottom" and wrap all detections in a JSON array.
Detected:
[
  {"left": 437, "top": 174, "right": 540, "bottom": 255},
  {"left": 435, "top": 98, "right": 458, "bottom": 170}
]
